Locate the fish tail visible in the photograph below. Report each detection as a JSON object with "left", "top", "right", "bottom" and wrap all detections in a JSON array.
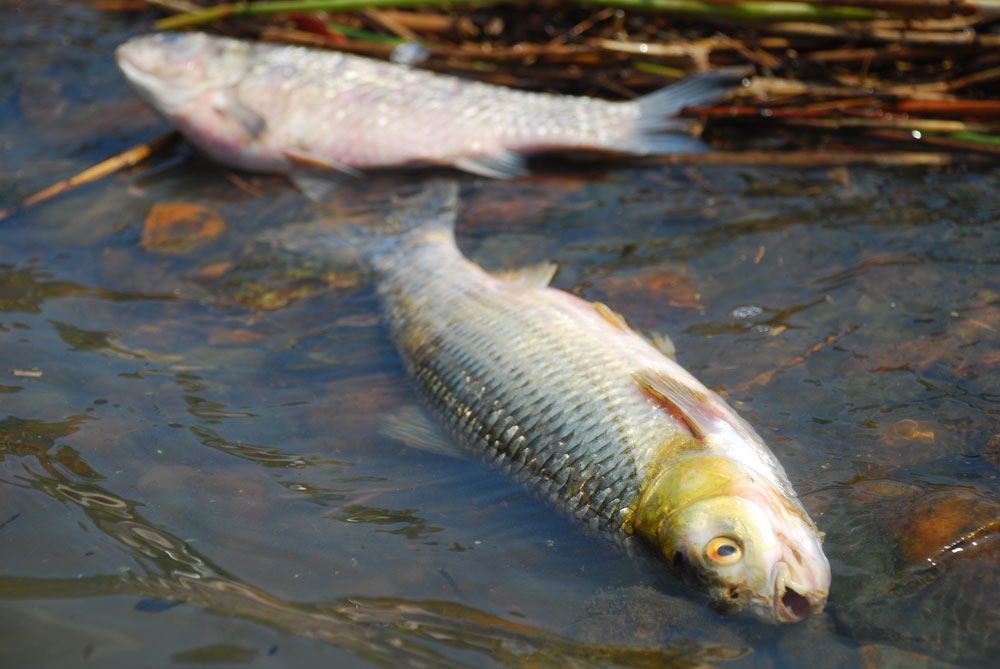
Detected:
[
  {"left": 623, "top": 68, "right": 744, "bottom": 155},
  {"left": 259, "top": 179, "right": 460, "bottom": 271},
  {"left": 358, "top": 179, "right": 460, "bottom": 269}
]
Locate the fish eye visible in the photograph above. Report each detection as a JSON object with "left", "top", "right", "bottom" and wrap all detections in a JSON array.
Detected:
[
  {"left": 159, "top": 33, "right": 186, "bottom": 45},
  {"left": 156, "top": 33, "right": 206, "bottom": 63},
  {"left": 705, "top": 537, "right": 742, "bottom": 565}
]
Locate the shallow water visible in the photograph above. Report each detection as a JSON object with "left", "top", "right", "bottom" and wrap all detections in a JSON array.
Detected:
[{"left": 2, "top": 3, "right": 1000, "bottom": 667}]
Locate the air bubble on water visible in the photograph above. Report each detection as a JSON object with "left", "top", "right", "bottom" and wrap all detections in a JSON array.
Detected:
[
  {"left": 729, "top": 304, "right": 763, "bottom": 320},
  {"left": 391, "top": 42, "right": 431, "bottom": 65}
]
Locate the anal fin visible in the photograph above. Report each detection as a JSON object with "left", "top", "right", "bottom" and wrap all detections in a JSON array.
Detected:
[
  {"left": 289, "top": 171, "right": 349, "bottom": 203},
  {"left": 451, "top": 151, "right": 528, "bottom": 179},
  {"left": 381, "top": 405, "right": 465, "bottom": 459}
]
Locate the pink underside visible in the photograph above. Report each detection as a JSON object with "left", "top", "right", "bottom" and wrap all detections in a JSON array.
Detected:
[{"left": 174, "top": 95, "right": 291, "bottom": 172}]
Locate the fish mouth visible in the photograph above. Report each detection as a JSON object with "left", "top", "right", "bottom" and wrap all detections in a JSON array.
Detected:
[
  {"left": 115, "top": 47, "right": 169, "bottom": 108},
  {"left": 115, "top": 43, "right": 202, "bottom": 116},
  {"left": 114, "top": 42, "right": 152, "bottom": 78},
  {"left": 771, "top": 562, "right": 825, "bottom": 622}
]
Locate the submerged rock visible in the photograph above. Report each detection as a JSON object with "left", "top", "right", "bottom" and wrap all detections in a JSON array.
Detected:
[{"left": 824, "top": 482, "right": 1000, "bottom": 665}]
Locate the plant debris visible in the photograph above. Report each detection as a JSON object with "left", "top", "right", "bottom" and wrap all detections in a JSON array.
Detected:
[
  {"left": 11, "top": 0, "right": 997, "bottom": 217},
  {"left": 112, "top": 0, "right": 1000, "bottom": 163},
  {"left": 0, "top": 132, "right": 179, "bottom": 221}
]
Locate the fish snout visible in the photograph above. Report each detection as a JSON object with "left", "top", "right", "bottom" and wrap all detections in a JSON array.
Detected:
[
  {"left": 770, "top": 560, "right": 828, "bottom": 622},
  {"left": 115, "top": 39, "right": 166, "bottom": 103},
  {"left": 115, "top": 37, "right": 157, "bottom": 76}
]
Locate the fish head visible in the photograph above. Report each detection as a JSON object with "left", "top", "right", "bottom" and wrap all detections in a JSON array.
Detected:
[
  {"left": 636, "top": 455, "right": 830, "bottom": 623},
  {"left": 115, "top": 32, "right": 251, "bottom": 116}
]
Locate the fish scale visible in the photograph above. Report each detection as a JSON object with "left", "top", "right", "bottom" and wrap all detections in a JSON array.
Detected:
[{"left": 376, "top": 242, "right": 681, "bottom": 539}]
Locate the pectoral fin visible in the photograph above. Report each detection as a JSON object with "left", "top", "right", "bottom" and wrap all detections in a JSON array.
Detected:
[
  {"left": 283, "top": 148, "right": 363, "bottom": 177},
  {"left": 633, "top": 368, "right": 715, "bottom": 441},
  {"left": 213, "top": 90, "right": 268, "bottom": 140}
]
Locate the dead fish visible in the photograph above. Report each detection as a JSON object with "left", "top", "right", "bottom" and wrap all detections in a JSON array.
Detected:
[
  {"left": 115, "top": 32, "right": 736, "bottom": 179},
  {"left": 282, "top": 181, "right": 831, "bottom": 622}
]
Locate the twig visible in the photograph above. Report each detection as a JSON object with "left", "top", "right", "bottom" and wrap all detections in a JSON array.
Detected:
[
  {"left": 733, "top": 326, "right": 858, "bottom": 391},
  {"left": 361, "top": 9, "right": 420, "bottom": 41},
  {"left": 574, "top": 0, "right": 880, "bottom": 21},
  {"left": 740, "top": 76, "right": 877, "bottom": 99},
  {"left": 794, "top": 0, "right": 978, "bottom": 12},
  {"left": 258, "top": 26, "right": 398, "bottom": 56},
  {"left": 374, "top": 10, "right": 455, "bottom": 33},
  {"left": 649, "top": 150, "right": 960, "bottom": 165},
  {"left": 765, "top": 20, "right": 1000, "bottom": 46},
  {"left": 806, "top": 44, "right": 931, "bottom": 63},
  {"left": 143, "top": 0, "right": 203, "bottom": 13},
  {"left": 946, "top": 64, "right": 1000, "bottom": 92},
  {"left": 782, "top": 117, "right": 978, "bottom": 132},
  {"left": 890, "top": 99, "right": 1000, "bottom": 116},
  {"left": 0, "top": 132, "right": 179, "bottom": 221}
]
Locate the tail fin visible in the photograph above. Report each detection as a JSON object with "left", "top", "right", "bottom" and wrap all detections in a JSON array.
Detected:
[
  {"left": 624, "top": 68, "right": 745, "bottom": 155},
  {"left": 259, "top": 179, "right": 460, "bottom": 270}
]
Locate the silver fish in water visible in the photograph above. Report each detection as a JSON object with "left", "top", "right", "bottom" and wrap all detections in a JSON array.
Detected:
[
  {"left": 304, "top": 181, "right": 830, "bottom": 622},
  {"left": 115, "top": 32, "right": 735, "bottom": 178}
]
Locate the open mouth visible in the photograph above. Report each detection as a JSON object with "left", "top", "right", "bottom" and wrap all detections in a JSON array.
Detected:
[
  {"left": 772, "top": 563, "right": 820, "bottom": 622},
  {"left": 779, "top": 586, "right": 813, "bottom": 620}
]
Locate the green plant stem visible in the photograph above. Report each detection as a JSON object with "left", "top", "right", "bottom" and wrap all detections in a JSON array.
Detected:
[
  {"left": 946, "top": 131, "right": 1000, "bottom": 147},
  {"left": 155, "top": 1, "right": 485, "bottom": 31},
  {"left": 598, "top": 0, "right": 876, "bottom": 20},
  {"left": 154, "top": 0, "right": 879, "bottom": 32}
]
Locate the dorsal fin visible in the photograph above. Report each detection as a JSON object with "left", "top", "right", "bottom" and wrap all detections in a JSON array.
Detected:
[
  {"left": 593, "top": 302, "right": 633, "bottom": 331},
  {"left": 646, "top": 331, "right": 676, "bottom": 359},
  {"left": 633, "top": 368, "right": 720, "bottom": 442},
  {"left": 593, "top": 303, "right": 677, "bottom": 359},
  {"left": 494, "top": 262, "right": 558, "bottom": 287}
]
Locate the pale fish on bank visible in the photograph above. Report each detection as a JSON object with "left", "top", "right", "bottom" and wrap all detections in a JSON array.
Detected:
[
  {"left": 115, "top": 33, "right": 736, "bottom": 178},
  {"left": 287, "top": 181, "right": 830, "bottom": 622}
]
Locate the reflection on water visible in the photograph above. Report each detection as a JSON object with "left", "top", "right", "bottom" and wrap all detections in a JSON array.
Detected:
[
  {"left": 0, "top": 465, "right": 743, "bottom": 667},
  {"left": 2, "top": 2, "right": 1000, "bottom": 666},
  {"left": 189, "top": 425, "right": 309, "bottom": 466}
]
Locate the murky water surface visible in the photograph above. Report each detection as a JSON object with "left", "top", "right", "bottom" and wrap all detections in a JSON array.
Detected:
[{"left": 2, "top": 3, "right": 999, "bottom": 667}]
